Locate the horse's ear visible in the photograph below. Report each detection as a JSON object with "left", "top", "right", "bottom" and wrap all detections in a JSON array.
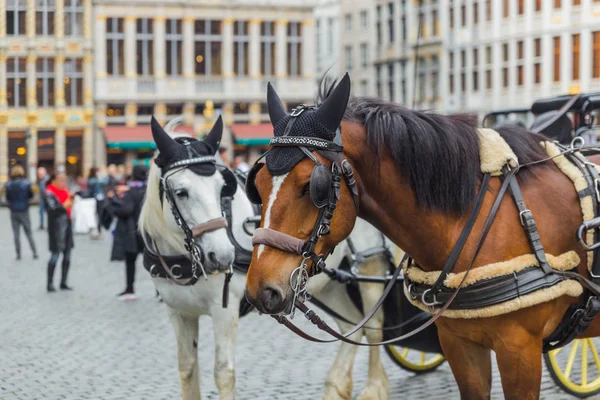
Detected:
[
  {"left": 315, "top": 73, "right": 351, "bottom": 132},
  {"left": 267, "top": 82, "right": 288, "bottom": 126},
  {"left": 204, "top": 115, "right": 223, "bottom": 153},
  {"left": 151, "top": 116, "right": 179, "bottom": 154}
]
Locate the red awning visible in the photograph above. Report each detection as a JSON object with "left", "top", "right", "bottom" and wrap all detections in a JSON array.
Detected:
[
  {"left": 230, "top": 123, "right": 273, "bottom": 146},
  {"left": 104, "top": 124, "right": 193, "bottom": 149}
]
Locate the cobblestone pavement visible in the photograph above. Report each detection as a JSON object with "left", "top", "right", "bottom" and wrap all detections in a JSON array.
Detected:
[{"left": 0, "top": 207, "right": 596, "bottom": 400}]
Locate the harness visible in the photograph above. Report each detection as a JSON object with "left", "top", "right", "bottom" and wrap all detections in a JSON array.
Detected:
[
  {"left": 246, "top": 105, "right": 359, "bottom": 311},
  {"left": 248, "top": 112, "right": 600, "bottom": 348},
  {"left": 143, "top": 138, "right": 237, "bottom": 291}
]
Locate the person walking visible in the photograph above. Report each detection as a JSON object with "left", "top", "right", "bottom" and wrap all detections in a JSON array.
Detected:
[
  {"left": 107, "top": 165, "right": 148, "bottom": 301},
  {"left": 5, "top": 165, "right": 38, "bottom": 260},
  {"left": 86, "top": 167, "right": 105, "bottom": 239},
  {"left": 44, "top": 172, "right": 74, "bottom": 292},
  {"left": 37, "top": 167, "right": 49, "bottom": 230}
]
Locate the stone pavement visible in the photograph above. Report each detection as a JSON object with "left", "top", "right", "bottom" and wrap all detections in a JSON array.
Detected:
[{"left": 0, "top": 207, "right": 595, "bottom": 400}]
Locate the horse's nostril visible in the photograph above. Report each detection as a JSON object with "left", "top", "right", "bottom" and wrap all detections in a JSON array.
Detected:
[
  {"left": 208, "top": 252, "right": 218, "bottom": 264},
  {"left": 261, "top": 286, "right": 284, "bottom": 314}
]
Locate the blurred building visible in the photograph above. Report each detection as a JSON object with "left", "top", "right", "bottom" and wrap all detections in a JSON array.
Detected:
[
  {"left": 93, "top": 0, "right": 316, "bottom": 166},
  {"left": 445, "top": 0, "right": 600, "bottom": 116},
  {"left": 0, "top": 0, "right": 95, "bottom": 183},
  {"left": 342, "top": 0, "right": 600, "bottom": 119},
  {"left": 314, "top": 0, "right": 340, "bottom": 83}
]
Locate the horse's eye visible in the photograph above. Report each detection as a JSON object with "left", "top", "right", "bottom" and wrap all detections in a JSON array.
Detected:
[
  {"left": 301, "top": 182, "right": 310, "bottom": 197},
  {"left": 175, "top": 189, "right": 189, "bottom": 198}
]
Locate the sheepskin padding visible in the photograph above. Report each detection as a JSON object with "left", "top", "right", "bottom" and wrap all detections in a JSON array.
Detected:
[
  {"left": 404, "top": 251, "right": 580, "bottom": 288},
  {"left": 542, "top": 141, "right": 597, "bottom": 270},
  {"left": 404, "top": 280, "right": 583, "bottom": 319},
  {"left": 478, "top": 128, "right": 519, "bottom": 175}
]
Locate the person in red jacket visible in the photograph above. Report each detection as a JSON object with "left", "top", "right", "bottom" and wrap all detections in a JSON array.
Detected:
[{"left": 44, "top": 172, "right": 74, "bottom": 292}]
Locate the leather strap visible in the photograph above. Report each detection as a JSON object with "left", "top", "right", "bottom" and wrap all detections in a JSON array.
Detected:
[
  {"left": 191, "top": 217, "right": 228, "bottom": 238},
  {"left": 252, "top": 228, "right": 305, "bottom": 255}
]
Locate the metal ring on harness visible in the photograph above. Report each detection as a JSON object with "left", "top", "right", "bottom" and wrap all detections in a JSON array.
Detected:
[
  {"left": 171, "top": 264, "right": 183, "bottom": 279},
  {"left": 149, "top": 264, "right": 160, "bottom": 278},
  {"left": 421, "top": 288, "right": 441, "bottom": 307}
]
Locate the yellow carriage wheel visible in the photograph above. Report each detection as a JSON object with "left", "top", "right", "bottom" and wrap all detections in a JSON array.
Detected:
[
  {"left": 544, "top": 338, "right": 600, "bottom": 398},
  {"left": 384, "top": 345, "right": 446, "bottom": 374}
]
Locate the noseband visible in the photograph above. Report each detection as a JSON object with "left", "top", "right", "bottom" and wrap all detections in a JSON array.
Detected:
[{"left": 246, "top": 105, "right": 359, "bottom": 308}]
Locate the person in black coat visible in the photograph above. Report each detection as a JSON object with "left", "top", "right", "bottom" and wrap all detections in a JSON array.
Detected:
[
  {"left": 108, "top": 165, "right": 148, "bottom": 300},
  {"left": 5, "top": 165, "right": 38, "bottom": 260},
  {"left": 44, "top": 172, "right": 75, "bottom": 292}
]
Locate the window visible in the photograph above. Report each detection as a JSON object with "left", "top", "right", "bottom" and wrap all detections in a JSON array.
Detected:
[
  {"left": 418, "top": 12, "right": 424, "bottom": 38},
  {"left": 166, "top": 19, "right": 183, "bottom": 76},
  {"left": 387, "top": 63, "right": 395, "bottom": 101},
  {"left": 327, "top": 18, "right": 334, "bottom": 52},
  {"left": 418, "top": 58, "right": 426, "bottom": 101},
  {"left": 137, "top": 104, "right": 154, "bottom": 115},
  {"left": 401, "top": 15, "right": 407, "bottom": 41},
  {"left": 535, "top": 63, "right": 541, "bottom": 84},
  {"left": 400, "top": 61, "right": 407, "bottom": 103},
  {"left": 534, "top": 38, "right": 542, "bottom": 84},
  {"left": 449, "top": 51, "right": 454, "bottom": 94},
  {"left": 344, "top": 14, "right": 352, "bottom": 32},
  {"left": 136, "top": 19, "right": 154, "bottom": 76},
  {"left": 259, "top": 22, "right": 275, "bottom": 77},
  {"left": 461, "top": 4, "right": 466, "bottom": 26},
  {"left": 106, "top": 18, "right": 125, "bottom": 76},
  {"left": 166, "top": 104, "right": 183, "bottom": 115},
  {"left": 486, "top": 46, "right": 492, "bottom": 64},
  {"left": 36, "top": 0, "right": 55, "bottom": 35},
  {"left": 518, "top": 0, "right": 524, "bottom": 15},
  {"left": 572, "top": 33, "right": 580, "bottom": 80},
  {"left": 534, "top": 38, "right": 541, "bottom": 57},
  {"left": 376, "top": 65, "right": 382, "bottom": 98},
  {"left": 64, "top": 58, "right": 83, "bottom": 106},
  {"left": 517, "top": 41, "right": 524, "bottom": 60},
  {"left": 450, "top": 6, "right": 454, "bottom": 29},
  {"left": 503, "top": 67, "right": 508, "bottom": 88},
  {"left": 360, "top": 11, "right": 368, "bottom": 29},
  {"left": 517, "top": 66, "right": 523, "bottom": 86},
  {"left": 195, "top": 19, "right": 222, "bottom": 76},
  {"left": 36, "top": 57, "right": 55, "bottom": 107},
  {"left": 360, "top": 80, "right": 368, "bottom": 96},
  {"left": 431, "top": 56, "right": 439, "bottom": 99},
  {"left": 432, "top": 10, "right": 439, "bottom": 35},
  {"left": 106, "top": 104, "right": 125, "bottom": 118},
  {"left": 486, "top": 70, "right": 492, "bottom": 89},
  {"left": 6, "top": 0, "right": 26, "bottom": 35},
  {"left": 233, "top": 21, "right": 249, "bottom": 76},
  {"left": 503, "top": 43, "right": 509, "bottom": 62},
  {"left": 376, "top": 6, "right": 382, "bottom": 46},
  {"left": 574, "top": 0, "right": 581, "bottom": 5},
  {"left": 473, "top": 2, "right": 479, "bottom": 25},
  {"left": 345, "top": 46, "right": 353, "bottom": 71},
  {"left": 504, "top": 0, "right": 509, "bottom": 17},
  {"left": 64, "top": 0, "right": 83, "bottom": 36},
  {"left": 553, "top": 36, "right": 561, "bottom": 82},
  {"left": 388, "top": 2, "right": 394, "bottom": 43},
  {"left": 360, "top": 43, "right": 367, "bottom": 68},
  {"left": 554, "top": 0, "right": 561, "bottom": 8},
  {"left": 7, "top": 57, "right": 27, "bottom": 107},
  {"left": 287, "top": 22, "right": 302, "bottom": 77},
  {"left": 461, "top": 50, "right": 466, "bottom": 69},
  {"left": 486, "top": 0, "right": 492, "bottom": 21},
  {"left": 593, "top": 31, "right": 600, "bottom": 78},
  {"left": 473, "top": 49, "right": 479, "bottom": 91},
  {"left": 535, "top": 0, "right": 542, "bottom": 11}
]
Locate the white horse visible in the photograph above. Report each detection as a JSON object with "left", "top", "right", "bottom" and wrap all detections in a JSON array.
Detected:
[{"left": 140, "top": 117, "right": 391, "bottom": 400}]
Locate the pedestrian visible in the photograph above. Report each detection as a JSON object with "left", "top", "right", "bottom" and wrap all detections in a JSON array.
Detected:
[
  {"left": 233, "top": 155, "right": 250, "bottom": 173},
  {"left": 107, "top": 165, "right": 148, "bottom": 301},
  {"left": 37, "top": 167, "right": 49, "bottom": 230},
  {"left": 44, "top": 172, "right": 74, "bottom": 292},
  {"left": 5, "top": 165, "right": 38, "bottom": 260},
  {"left": 86, "top": 167, "right": 105, "bottom": 239}
]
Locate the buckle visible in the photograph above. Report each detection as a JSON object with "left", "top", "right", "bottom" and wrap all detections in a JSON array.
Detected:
[
  {"left": 290, "top": 105, "right": 307, "bottom": 117},
  {"left": 421, "top": 288, "right": 440, "bottom": 307},
  {"left": 519, "top": 210, "right": 532, "bottom": 226}
]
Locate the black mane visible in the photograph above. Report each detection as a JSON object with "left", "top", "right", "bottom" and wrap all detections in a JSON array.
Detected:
[{"left": 316, "top": 78, "right": 549, "bottom": 215}]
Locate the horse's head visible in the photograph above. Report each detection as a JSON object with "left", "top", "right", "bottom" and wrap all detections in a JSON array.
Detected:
[
  {"left": 245, "top": 74, "right": 359, "bottom": 314},
  {"left": 140, "top": 116, "right": 237, "bottom": 275}
]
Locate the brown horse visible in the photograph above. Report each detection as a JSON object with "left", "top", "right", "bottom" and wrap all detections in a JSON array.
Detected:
[{"left": 244, "top": 75, "right": 600, "bottom": 399}]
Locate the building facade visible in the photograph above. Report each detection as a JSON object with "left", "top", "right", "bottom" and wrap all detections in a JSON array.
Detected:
[
  {"left": 445, "top": 0, "right": 600, "bottom": 116},
  {"left": 93, "top": 0, "right": 316, "bottom": 165},
  {"left": 0, "top": 0, "right": 95, "bottom": 183},
  {"left": 314, "top": 0, "right": 340, "bottom": 83}
]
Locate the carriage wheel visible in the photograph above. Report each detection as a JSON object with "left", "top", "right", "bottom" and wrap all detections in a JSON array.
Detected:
[
  {"left": 384, "top": 344, "right": 445, "bottom": 374},
  {"left": 544, "top": 338, "right": 600, "bottom": 398}
]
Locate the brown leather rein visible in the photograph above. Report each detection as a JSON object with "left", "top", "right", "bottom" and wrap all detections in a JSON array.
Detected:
[
  {"left": 153, "top": 217, "right": 228, "bottom": 286},
  {"left": 263, "top": 166, "right": 516, "bottom": 346}
]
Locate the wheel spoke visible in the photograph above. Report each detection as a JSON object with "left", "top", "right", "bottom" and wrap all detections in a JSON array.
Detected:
[
  {"left": 582, "top": 339, "right": 589, "bottom": 386},
  {"left": 401, "top": 348, "right": 409, "bottom": 358},
  {"left": 564, "top": 339, "right": 581, "bottom": 380},
  {"left": 590, "top": 338, "right": 600, "bottom": 372},
  {"left": 554, "top": 346, "right": 564, "bottom": 356},
  {"left": 420, "top": 352, "right": 425, "bottom": 365}
]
